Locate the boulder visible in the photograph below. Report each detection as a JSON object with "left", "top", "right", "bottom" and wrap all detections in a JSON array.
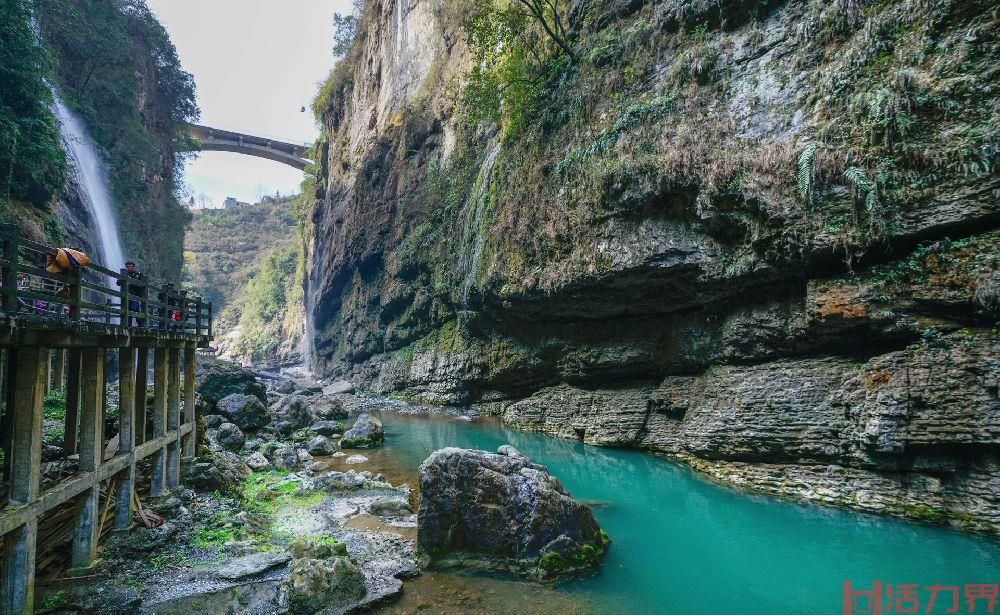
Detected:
[
  {"left": 307, "top": 435, "right": 335, "bottom": 456},
  {"left": 417, "top": 446, "right": 609, "bottom": 578},
  {"left": 216, "top": 393, "right": 269, "bottom": 432},
  {"left": 203, "top": 414, "right": 225, "bottom": 429},
  {"left": 323, "top": 380, "right": 355, "bottom": 395},
  {"left": 345, "top": 454, "right": 368, "bottom": 465},
  {"left": 311, "top": 421, "right": 343, "bottom": 437},
  {"left": 184, "top": 450, "right": 250, "bottom": 496},
  {"left": 369, "top": 496, "right": 412, "bottom": 517},
  {"left": 274, "top": 380, "right": 297, "bottom": 394},
  {"left": 296, "top": 448, "right": 314, "bottom": 464},
  {"left": 216, "top": 423, "right": 246, "bottom": 452},
  {"left": 283, "top": 554, "right": 365, "bottom": 613},
  {"left": 271, "top": 395, "right": 312, "bottom": 435},
  {"left": 340, "top": 414, "right": 384, "bottom": 449},
  {"left": 196, "top": 360, "right": 267, "bottom": 407},
  {"left": 270, "top": 445, "right": 299, "bottom": 471},
  {"left": 216, "top": 550, "right": 291, "bottom": 580},
  {"left": 247, "top": 451, "right": 272, "bottom": 472},
  {"left": 311, "top": 395, "right": 348, "bottom": 420}
]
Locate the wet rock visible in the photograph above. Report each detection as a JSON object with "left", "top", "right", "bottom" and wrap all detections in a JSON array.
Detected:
[
  {"left": 345, "top": 454, "right": 368, "bottom": 465},
  {"left": 283, "top": 554, "right": 366, "bottom": 613},
  {"left": 215, "top": 550, "right": 291, "bottom": 580},
  {"left": 270, "top": 445, "right": 300, "bottom": 471},
  {"left": 203, "top": 414, "right": 225, "bottom": 429},
  {"left": 418, "top": 446, "right": 609, "bottom": 578},
  {"left": 307, "top": 460, "right": 332, "bottom": 473},
  {"left": 274, "top": 379, "right": 297, "bottom": 394},
  {"left": 184, "top": 450, "right": 250, "bottom": 495},
  {"left": 247, "top": 451, "right": 272, "bottom": 472},
  {"left": 323, "top": 380, "right": 355, "bottom": 395},
  {"left": 307, "top": 435, "right": 335, "bottom": 456},
  {"left": 369, "top": 496, "right": 412, "bottom": 517},
  {"left": 297, "top": 448, "right": 314, "bottom": 464},
  {"left": 311, "top": 420, "right": 343, "bottom": 437},
  {"left": 312, "top": 395, "right": 349, "bottom": 420},
  {"left": 271, "top": 395, "right": 313, "bottom": 435},
  {"left": 340, "top": 414, "right": 384, "bottom": 449},
  {"left": 216, "top": 393, "right": 269, "bottom": 432},
  {"left": 196, "top": 360, "right": 267, "bottom": 407},
  {"left": 216, "top": 423, "right": 246, "bottom": 452},
  {"left": 315, "top": 470, "right": 369, "bottom": 491}
]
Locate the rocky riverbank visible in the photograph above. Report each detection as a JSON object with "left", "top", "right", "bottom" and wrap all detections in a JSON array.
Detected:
[{"left": 36, "top": 361, "right": 607, "bottom": 613}]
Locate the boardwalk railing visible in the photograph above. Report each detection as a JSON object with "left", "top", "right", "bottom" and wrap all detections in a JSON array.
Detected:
[
  {"left": 0, "top": 224, "right": 212, "bottom": 337},
  {"left": 0, "top": 225, "right": 213, "bottom": 614}
]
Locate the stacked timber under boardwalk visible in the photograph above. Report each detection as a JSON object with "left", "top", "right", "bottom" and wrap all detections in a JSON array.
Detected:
[{"left": 0, "top": 225, "right": 212, "bottom": 614}]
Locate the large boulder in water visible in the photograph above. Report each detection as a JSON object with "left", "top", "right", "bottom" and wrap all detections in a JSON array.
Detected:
[
  {"left": 197, "top": 361, "right": 267, "bottom": 407},
  {"left": 216, "top": 393, "right": 269, "bottom": 432},
  {"left": 270, "top": 395, "right": 313, "bottom": 435},
  {"left": 417, "top": 445, "right": 609, "bottom": 579},
  {"left": 340, "top": 414, "right": 384, "bottom": 448}
]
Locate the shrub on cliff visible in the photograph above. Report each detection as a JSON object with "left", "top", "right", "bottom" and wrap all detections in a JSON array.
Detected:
[{"left": 0, "top": 0, "right": 66, "bottom": 207}]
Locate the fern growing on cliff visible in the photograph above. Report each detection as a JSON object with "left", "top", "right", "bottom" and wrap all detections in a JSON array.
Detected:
[{"left": 798, "top": 141, "right": 820, "bottom": 201}]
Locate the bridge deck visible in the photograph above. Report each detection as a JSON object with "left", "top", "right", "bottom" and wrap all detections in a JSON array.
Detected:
[{"left": 0, "top": 225, "right": 212, "bottom": 613}]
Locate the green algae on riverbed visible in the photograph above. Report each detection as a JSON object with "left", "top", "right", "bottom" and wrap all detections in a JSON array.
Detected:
[{"left": 327, "top": 409, "right": 1000, "bottom": 614}]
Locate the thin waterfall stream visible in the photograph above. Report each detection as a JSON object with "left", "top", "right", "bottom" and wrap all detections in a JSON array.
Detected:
[{"left": 52, "top": 95, "right": 126, "bottom": 276}]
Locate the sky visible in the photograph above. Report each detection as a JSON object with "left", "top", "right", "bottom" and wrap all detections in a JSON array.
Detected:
[{"left": 146, "top": 0, "right": 350, "bottom": 208}]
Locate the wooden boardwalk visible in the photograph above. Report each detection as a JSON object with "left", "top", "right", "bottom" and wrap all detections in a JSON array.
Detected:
[{"left": 0, "top": 225, "right": 212, "bottom": 614}]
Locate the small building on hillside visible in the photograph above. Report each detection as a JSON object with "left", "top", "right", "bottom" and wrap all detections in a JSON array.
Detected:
[{"left": 223, "top": 197, "right": 249, "bottom": 209}]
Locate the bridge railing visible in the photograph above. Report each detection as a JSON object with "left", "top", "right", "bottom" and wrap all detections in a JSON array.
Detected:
[{"left": 0, "top": 224, "right": 211, "bottom": 338}]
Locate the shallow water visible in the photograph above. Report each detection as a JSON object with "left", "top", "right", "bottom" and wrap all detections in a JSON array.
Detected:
[{"left": 327, "top": 410, "right": 1000, "bottom": 614}]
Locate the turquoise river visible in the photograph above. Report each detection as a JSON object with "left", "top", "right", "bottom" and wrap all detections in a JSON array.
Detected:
[{"left": 326, "top": 408, "right": 1000, "bottom": 614}]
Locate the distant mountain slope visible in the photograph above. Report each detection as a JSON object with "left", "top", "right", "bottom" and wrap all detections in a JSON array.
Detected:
[{"left": 183, "top": 197, "right": 303, "bottom": 366}]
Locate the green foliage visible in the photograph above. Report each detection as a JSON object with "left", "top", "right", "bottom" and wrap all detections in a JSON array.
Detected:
[
  {"left": 228, "top": 242, "right": 305, "bottom": 363},
  {"left": 36, "top": 0, "right": 198, "bottom": 279},
  {"left": 798, "top": 141, "right": 819, "bottom": 200},
  {"left": 461, "top": 0, "right": 574, "bottom": 138},
  {"left": 0, "top": 0, "right": 66, "bottom": 206},
  {"left": 332, "top": 13, "right": 357, "bottom": 57}
]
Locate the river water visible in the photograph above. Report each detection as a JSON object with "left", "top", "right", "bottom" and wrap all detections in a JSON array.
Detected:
[{"left": 323, "top": 409, "right": 1000, "bottom": 614}]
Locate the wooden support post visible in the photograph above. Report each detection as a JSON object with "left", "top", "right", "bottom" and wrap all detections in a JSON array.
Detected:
[
  {"left": 42, "top": 350, "right": 51, "bottom": 396},
  {"left": 64, "top": 349, "right": 81, "bottom": 457},
  {"left": 114, "top": 347, "right": 135, "bottom": 529},
  {"left": 0, "top": 349, "right": 11, "bottom": 488},
  {"left": 71, "top": 347, "right": 103, "bottom": 570},
  {"left": 166, "top": 347, "right": 181, "bottom": 489},
  {"left": 150, "top": 347, "right": 167, "bottom": 496},
  {"left": 183, "top": 343, "right": 197, "bottom": 459},
  {"left": 52, "top": 348, "right": 65, "bottom": 391},
  {"left": 134, "top": 348, "right": 148, "bottom": 444},
  {"left": 1, "top": 345, "right": 45, "bottom": 613}
]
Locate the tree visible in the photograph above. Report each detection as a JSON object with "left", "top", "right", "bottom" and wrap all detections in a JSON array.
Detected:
[
  {"left": 511, "top": 0, "right": 575, "bottom": 62},
  {"left": 332, "top": 13, "right": 357, "bottom": 57}
]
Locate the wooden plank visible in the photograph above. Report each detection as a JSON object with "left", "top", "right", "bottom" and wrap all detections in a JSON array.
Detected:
[
  {"left": 0, "top": 424, "right": 190, "bottom": 536},
  {"left": 183, "top": 343, "right": 197, "bottom": 459},
  {"left": 150, "top": 347, "right": 167, "bottom": 496},
  {"left": 166, "top": 347, "right": 181, "bottom": 489},
  {"left": 63, "top": 349, "right": 81, "bottom": 456},
  {"left": 115, "top": 347, "right": 135, "bottom": 529},
  {"left": 0, "top": 348, "right": 11, "bottom": 488}
]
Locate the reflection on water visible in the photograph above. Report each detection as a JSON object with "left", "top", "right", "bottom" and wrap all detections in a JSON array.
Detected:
[{"left": 333, "top": 410, "right": 1000, "bottom": 614}]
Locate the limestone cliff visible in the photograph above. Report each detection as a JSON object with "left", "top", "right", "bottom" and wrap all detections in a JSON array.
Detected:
[{"left": 307, "top": 0, "right": 1000, "bottom": 531}]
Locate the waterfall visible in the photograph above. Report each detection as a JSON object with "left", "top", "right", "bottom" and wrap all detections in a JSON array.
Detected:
[
  {"left": 52, "top": 95, "right": 127, "bottom": 276},
  {"left": 460, "top": 141, "right": 502, "bottom": 307}
]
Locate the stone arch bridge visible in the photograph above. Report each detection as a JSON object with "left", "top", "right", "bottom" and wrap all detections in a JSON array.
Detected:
[{"left": 185, "top": 124, "right": 313, "bottom": 170}]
